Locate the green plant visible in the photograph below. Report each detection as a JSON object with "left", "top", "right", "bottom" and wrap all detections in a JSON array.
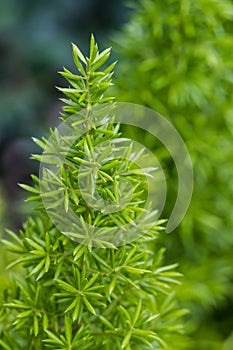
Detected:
[
  {"left": 113, "top": 0, "right": 233, "bottom": 348},
  {"left": 0, "top": 37, "right": 188, "bottom": 349}
]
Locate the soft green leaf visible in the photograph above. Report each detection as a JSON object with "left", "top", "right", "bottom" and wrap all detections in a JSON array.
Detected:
[{"left": 82, "top": 296, "right": 96, "bottom": 315}]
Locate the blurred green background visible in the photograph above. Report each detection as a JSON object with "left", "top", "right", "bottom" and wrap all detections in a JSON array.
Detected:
[{"left": 112, "top": 1, "right": 233, "bottom": 349}]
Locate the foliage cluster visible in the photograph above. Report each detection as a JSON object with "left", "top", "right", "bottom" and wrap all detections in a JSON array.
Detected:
[
  {"left": 113, "top": 0, "right": 233, "bottom": 348},
  {"left": 0, "top": 37, "right": 188, "bottom": 349}
]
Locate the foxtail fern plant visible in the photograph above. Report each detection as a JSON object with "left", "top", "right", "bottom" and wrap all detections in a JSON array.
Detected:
[{"left": 0, "top": 36, "right": 188, "bottom": 349}]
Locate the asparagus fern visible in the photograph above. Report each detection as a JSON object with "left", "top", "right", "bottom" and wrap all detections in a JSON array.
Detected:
[{"left": 0, "top": 36, "right": 188, "bottom": 350}]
